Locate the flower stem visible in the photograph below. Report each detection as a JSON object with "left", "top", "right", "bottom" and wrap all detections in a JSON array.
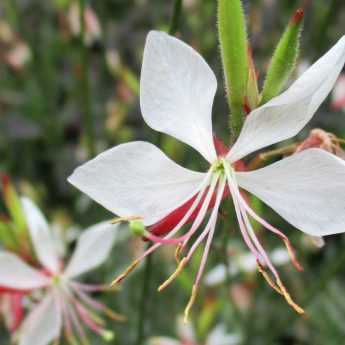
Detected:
[
  {"left": 78, "top": 0, "right": 96, "bottom": 157},
  {"left": 169, "top": 0, "right": 183, "bottom": 35},
  {"left": 135, "top": 248, "right": 153, "bottom": 345}
]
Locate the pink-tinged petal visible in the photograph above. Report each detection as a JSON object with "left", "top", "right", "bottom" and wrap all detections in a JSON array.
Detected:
[
  {"left": 68, "top": 141, "right": 206, "bottom": 226},
  {"left": 64, "top": 222, "right": 118, "bottom": 278},
  {"left": 236, "top": 149, "right": 345, "bottom": 236},
  {"left": 140, "top": 31, "right": 217, "bottom": 163},
  {"left": 228, "top": 36, "right": 345, "bottom": 162},
  {"left": 332, "top": 74, "right": 345, "bottom": 110},
  {"left": 19, "top": 293, "right": 62, "bottom": 345},
  {"left": 21, "top": 197, "right": 60, "bottom": 274},
  {"left": 0, "top": 252, "right": 49, "bottom": 290}
]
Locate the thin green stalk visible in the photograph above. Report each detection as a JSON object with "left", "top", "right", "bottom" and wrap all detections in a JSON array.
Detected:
[
  {"left": 78, "top": 0, "right": 96, "bottom": 157},
  {"left": 135, "top": 250, "right": 153, "bottom": 345},
  {"left": 169, "top": 0, "right": 183, "bottom": 35}
]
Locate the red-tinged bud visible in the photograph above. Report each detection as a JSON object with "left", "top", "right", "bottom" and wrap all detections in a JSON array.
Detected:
[
  {"left": 292, "top": 8, "right": 304, "bottom": 25},
  {"left": 213, "top": 136, "right": 229, "bottom": 156}
]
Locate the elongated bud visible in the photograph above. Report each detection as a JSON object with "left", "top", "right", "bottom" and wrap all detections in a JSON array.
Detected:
[
  {"left": 129, "top": 219, "right": 146, "bottom": 237},
  {"left": 1, "top": 174, "right": 26, "bottom": 236},
  {"left": 218, "top": 0, "right": 249, "bottom": 139},
  {"left": 246, "top": 47, "right": 259, "bottom": 112},
  {"left": 261, "top": 8, "right": 304, "bottom": 104}
]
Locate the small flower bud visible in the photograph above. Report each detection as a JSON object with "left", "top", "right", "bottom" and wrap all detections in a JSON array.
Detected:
[{"left": 129, "top": 219, "right": 146, "bottom": 237}]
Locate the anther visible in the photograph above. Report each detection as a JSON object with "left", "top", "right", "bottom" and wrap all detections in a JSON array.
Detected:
[
  {"left": 175, "top": 243, "right": 183, "bottom": 263},
  {"left": 276, "top": 279, "right": 305, "bottom": 315},
  {"left": 184, "top": 284, "right": 198, "bottom": 323},
  {"left": 257, "top": 262, "right": 283, "bottom": 294},
  {"left": 110, "top": 259, "right": 140, "bottom": 287},
  {"left": 158, "top": 257, "right": 188, "bottom": 292}
]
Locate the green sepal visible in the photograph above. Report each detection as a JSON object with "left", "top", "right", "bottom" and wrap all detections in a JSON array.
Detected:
[
  {"left": 218, "top": 0, "right": 249, "bottom": 139},
  {"left": 261, "top": 9, "right": 304, "bottom": 104}
]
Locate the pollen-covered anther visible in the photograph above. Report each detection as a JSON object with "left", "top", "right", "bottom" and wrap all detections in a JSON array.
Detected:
[
  {"left": 158, "top": 257, "right": 188, "bottom": 292},
  {"left": 276, "top": 279, "right": 305, "bottom": 315},
  {"left": 257, "top": 262, "right": 283, "bottom": 294},
  {"left": 174, "top": 243, "right": 183, "bottom": 263},
  {"left": 110, "top": 259, "right": 140, "bottom": 287},
  {"left": 110, "top": 216, "right": 142, "bottom": 224},
  {"left": 184, "top": 284, "right": 198, "bottom": 323}
]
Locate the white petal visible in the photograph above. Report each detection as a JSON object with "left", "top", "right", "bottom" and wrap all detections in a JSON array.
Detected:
[
  {"left": 21, "top": 197, "right": 60, "bottom": 274},
  {"left": 236, "top": 149, "right": 345, "bottom": 236},
  {"left": 64, "top": 222, "right": 118, "bottom": 278},
  {"left": 0, "top": 252, "right": 49, "bottom": 289},
  {"left": 140, "top": 31, "right": 217, "bottom": 163},
  {"left": 147, "top": 338, "right": 179, "bottom": 345},
  {"left": 19, "top": 293, "right": 62, "bottom": 345},
  {"left": 228, "top": 36, "right": 345, "bottom": 162},
  {"left": 207, "top": 326, "right": 241, "bottom": 345},
  {"left": 68, "top": 141, "right": 206, "bottom": 226}
]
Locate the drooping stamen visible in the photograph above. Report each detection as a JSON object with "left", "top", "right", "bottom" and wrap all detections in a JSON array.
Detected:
[
  {"left": 184, "top": 284, "right": 198, "bottom": 323},
  {"left": 183, "top": 178, "right": 226, "bottom": 322},
  {"left": 63, "top": 290, "right": 90, "bottom": 345},
  {"left": 224, "top": 161, "right": 304, "bottom": 315},
  {"left": 111, "top": 171, "right": 213, "bottom": 286},
  {"left": 145, "top": 173, "right": 219, "bottom": 245},
  {"left": 223, "top": 163, "right": 264, "bottom": 264},
  {"left": 71, "top": 284, "right": 126, "bottom": 321},
  {"left": 231, "top": 175, "right": 303, "bottom": 271},
  {"left": 158, "top": 257, "right": 188, "bottom": 292},
  {"left": 158, "top": 176, "right": 225, "bottom": 294}
]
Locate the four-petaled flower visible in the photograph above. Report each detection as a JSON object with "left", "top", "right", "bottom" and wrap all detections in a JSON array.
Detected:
[
  {"left": 69, "top": 31, "right": 345, "bottom": 320},
  {"left": 0, "top": 197, "right": 121, "bottom": 345}
]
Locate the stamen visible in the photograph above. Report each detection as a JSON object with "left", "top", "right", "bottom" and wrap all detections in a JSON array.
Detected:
[
  {"left": 276, "top": 279, "right": 305, "bottom": 315},
  {"left": 110, "top": 259, "right": 140, "bottom": 287},
  {"left": 184, "top": 284, "right": 198, "bottom": 323},
  {"left": 111, "top": 216, "right": 142, "bottom": 224},
  {"left": 257, "top": 262, "right": 283, "bottom": 294},
  {"left": 145, "top": 173, "right": 219, "bottom": 245},
  {"left": 158, "top": 257, "right": 188, "bottom": 292},
  {"left": 71, "top": 285, "right": 126, "bottom": 322},
  {"left": 175, "top": 243, "right": 183, "bottom": 263},
  {"left": 233, "top": 184, "right": 303, "bottom": 271},
  {"left": 223, "top": 164, "right": 264, "bottom": 263},
  {"left": 110, "top": 171, "right": 214, "bottom": 286}
]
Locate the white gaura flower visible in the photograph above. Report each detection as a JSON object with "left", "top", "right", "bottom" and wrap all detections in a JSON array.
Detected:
[
  {"left": 0, "top": 197, "right": 120, "bottom": 345},
  {"left": 68, "top": 31, "right": 345, "bottom": 320}
]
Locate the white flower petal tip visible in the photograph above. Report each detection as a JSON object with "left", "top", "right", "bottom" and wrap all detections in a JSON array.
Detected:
[
  {"left": 140, "top": 31, "right": 217, "bottom": 163},
  {"left": 64, "top": 222, "right": 119, "bottom": 278},
  {"left": 0, "top": 252, "right": 49, "bottom": 290},
  {"left": 228, "top": 36, "right": 345, "bottom": 162},
  {"left": 68, "top": 141, "right": 206, "bottom": 226},
  {"left": 19, "top": 294, "right": 61, "bottom": 345},
  {"left": 236, "top": 148, "right": 345, "bottom": 236},
  {"left": 21, "top": 197, "right": 60, "bottom": 274}
]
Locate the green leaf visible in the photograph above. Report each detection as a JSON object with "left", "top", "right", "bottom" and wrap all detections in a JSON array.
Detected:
[
  {"left": 261, "top": 8, "right": 304, "bottom": 104},
  {"left": 218, "top": 0, "right": 249, "bottom": 140}
]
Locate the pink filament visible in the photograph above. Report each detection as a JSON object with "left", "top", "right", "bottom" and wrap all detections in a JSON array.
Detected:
[{"left": 145, "top": 174, "right": 219, "bottom": 245}]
